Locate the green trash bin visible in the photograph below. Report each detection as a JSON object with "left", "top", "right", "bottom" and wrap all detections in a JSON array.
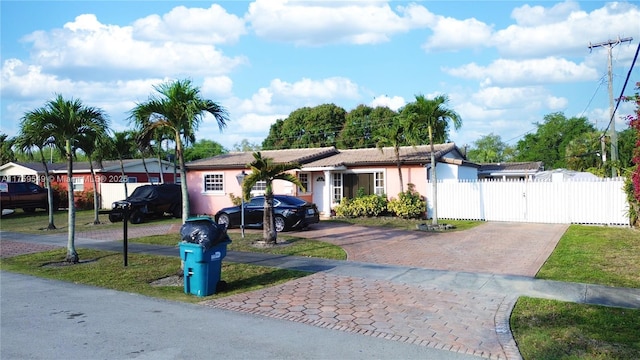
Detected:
[
  {"left": 179, "top": 216, "right": 231, "bottom": 297},
  {"left": 179, "top": 240, "right": 231, "bottom": 297}
]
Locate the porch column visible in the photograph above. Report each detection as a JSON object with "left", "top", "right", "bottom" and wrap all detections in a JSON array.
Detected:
[{"left": 323, "top": 170, "right": 332, "bottom": 217}]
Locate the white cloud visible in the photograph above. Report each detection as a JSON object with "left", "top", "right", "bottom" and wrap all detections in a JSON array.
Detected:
[
  {"left": 22, "top": 14, "right": 248, "bottom": 79},
  {"left": 202, "top": 76, "right": 233, "bottom": 97},
  {"left": 246, "top": 0, "right": 429, "bottom": 46},
  {"left": 269, "top": 77, "right": 360, "bottom": 102},
  {"left": 370, "top": 95, "right": 405, "bottom": 111},
  {"left": 493, "top": 1, "right": 640, "bottom": 58},
  {"left": 444, "top": 57, "right": 598, "bottom": 86},
  {"left": 132, "top": 4, "right": 246, "bottom": 44},
  {"left": 422, "top": 16, "right": 493, "bottom": 52}
]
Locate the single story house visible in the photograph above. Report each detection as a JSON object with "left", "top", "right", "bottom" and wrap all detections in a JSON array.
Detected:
[
  {"left": 0, "top": 159, "right": 178, "bottom": 193},
  {"left": 185, "top": 143, "right": 477, "bottom": 217},
  {"left": 477, "top": 162, "right": 544, "bottom": 180}
]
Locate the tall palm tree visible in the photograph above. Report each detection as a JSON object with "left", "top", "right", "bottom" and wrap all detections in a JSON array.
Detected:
[
  {"left": 241, "top": 152, "right": 304, "bottom": 245},
  {"left": 15, "top": 111, "right": 57, "bottom": 230},
  {"left": 374, "top": 114, "right": 408, "bottom": 192},
  {"left": 403, "top": 94, "right": 462, "bottom": 225},
  {"left": 0, "top": 133, "right": 16, "bottom": 164},
  {"left": 131, "top": 79, "right": 229, "bottom": 223},
  {"left": 76, "top": 129, "right": 111, "bottom": 224},
  {"left": 42, "top": 94, "right": 109, "bottom": 263}
]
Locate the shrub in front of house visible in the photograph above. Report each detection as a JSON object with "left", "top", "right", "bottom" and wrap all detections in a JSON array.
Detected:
[
  {"left": 334, "top": 194, "right": 388, "bottom": 217},
  {"left": 74, "top": 190, "right": 95, "bottom": 210},
  {"left": 388, "top": 184, "right": 426, "bottom": 219}
]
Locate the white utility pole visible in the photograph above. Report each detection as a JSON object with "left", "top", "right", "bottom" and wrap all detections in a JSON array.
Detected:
[{"left": 589, "top": 36, "right": 633, "bottom": 177}]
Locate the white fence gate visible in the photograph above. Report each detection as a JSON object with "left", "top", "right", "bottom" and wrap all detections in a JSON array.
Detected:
[
  {"left": 430, "top": 178, "right": 629, "bottom": 226},
  {"left": 99, "top": 183, "right": 152, "bottom": 209}
]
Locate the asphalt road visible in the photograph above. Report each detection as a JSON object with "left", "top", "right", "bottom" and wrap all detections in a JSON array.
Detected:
[{"left": 1, "top": 271, "right": 479, "bottom": 360}]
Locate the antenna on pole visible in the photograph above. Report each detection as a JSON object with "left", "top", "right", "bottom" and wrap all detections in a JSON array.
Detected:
[{"left": 588, "top": 36, "right": 633, "bottom": 177}]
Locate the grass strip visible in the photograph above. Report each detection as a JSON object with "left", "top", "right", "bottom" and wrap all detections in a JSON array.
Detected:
[
  {"left": 0, "top": 248, "right": 310, "bottom": 304},
  {"left": 511, "top": 297, "right": 640, "bottom": 360}
]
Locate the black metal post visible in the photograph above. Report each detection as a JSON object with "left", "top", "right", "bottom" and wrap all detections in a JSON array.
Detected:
[{"left": 123, "top": 206, "right": 130, "bottom": 267}]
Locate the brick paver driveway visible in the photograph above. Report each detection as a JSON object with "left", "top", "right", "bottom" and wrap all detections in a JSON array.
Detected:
[{"left": 294, "top": 221, "right": 568, "bottom": 277}]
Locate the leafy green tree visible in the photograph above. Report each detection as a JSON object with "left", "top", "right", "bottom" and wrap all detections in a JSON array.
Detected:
[
  {"left": 39, "top": 94, "right": 109, "bottom": 263},
  {"left": 515, "top": 112, "right": 596, "bottom": 169},
  {"left": 183, "top": 139, "right": 226, "bottom": 162},
  {"left": 131, "top": 79, "right": 229, "bottom": 223},
  {"left": 339, "top": 105, "right": 398, "bottom": 149},
  {"left": 564, "top": 132, "right": 603, "bottom": 171},
  {"left": 466, "top": 133, "right": 514, "bottom": 163},
  {"left": 622, "top": 83, "right": 639, "bottom": 226},
  {"left": 402, "top": 94, "right": 462, "bottom": 225},
  {"left": 241, "top": 152, "right": 303, "bottom": 245},
  {"left": 617, "top": 127, "right": 637, "bottom": 169},
  {"left": 14, "top": 115, "right": 57, "bottom": 230},
  {"left": 262, "top": 104, "right": 346, "bottom": 149},
  {"left": 0, "top": 133, "right": 16, "bottom": 165}
]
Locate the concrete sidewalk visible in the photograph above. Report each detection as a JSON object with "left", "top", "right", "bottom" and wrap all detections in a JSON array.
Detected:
[{"left": 2, "top": 223, "right": 639, "bottom": 360}]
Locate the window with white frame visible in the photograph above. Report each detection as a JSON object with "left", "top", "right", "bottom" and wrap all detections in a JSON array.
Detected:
[
  {"left": 332, "top": 173, "right": 342, "bottom": 202},
  {"left": 148, "top": 177, "right": 159, "bottom": 184},
  {"left": 203, "top": 173, "right": 224, "bottom": 192},
  {"left": 127, "top": 176, "right": 137, "bottom": 183},
  {"left": 72, "top": 177, "right": 84, "bottom": 192},
  {"left": 374, "top": 171, "right": 385, "bottom": 195},
  {"left": 251, "top": 180, "right": 266, "bottom": 195},
  {"left": 298, "top": 173, "right": 310, "bottom": 193}
]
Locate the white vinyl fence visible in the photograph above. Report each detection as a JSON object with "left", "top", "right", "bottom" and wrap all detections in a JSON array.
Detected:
[
  {"left": 430, "top": 177, "right": 629, "bottom": 226},
  {"left": 99, "top": 183, "right": 152, "bottom": 209}
]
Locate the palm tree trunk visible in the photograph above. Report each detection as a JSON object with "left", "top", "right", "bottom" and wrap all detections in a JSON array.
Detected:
[
  {"left": 394, "top": 147, "right": 404, "bottom": 192},
  {"left": 157, "top": 141, "right": 164, "bottom": 184},
  {"left": 428, "top": 126, "right": 438, "bottom": 225},
  {"left": 65, "top": 139, "right": 79, "bottom": 263},
  {"left": 119, "top": 158, "right": 128, "bottom": 198},
  {"left": 175, "top": 133, "right": 189, "bottom": 224},
  {"left": 141, "top": 157, "right": 152, "bottom": 184},
  {"left": 263, "top": 192, "right": 277, "bottom": 244},
  {"left": 88, "top": 158, "right": 100, "bottom": 224},
  {"left": 39, "top": 151, "right": 56, "bottom": 230}
]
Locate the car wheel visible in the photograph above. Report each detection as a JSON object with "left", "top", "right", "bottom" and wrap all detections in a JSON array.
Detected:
[
  {"left": 217, "top": 213, "right": 230, "bottom": 228},
  {"left": 129, "top": 210, "right": 144, "bottom": 224},
  {"left": 23, "top": 208, "right": 36, "bottom": 213},
  {"left": 108, "top": 213, "right": 123, "bottom": 223},
  {"left": 274, "top": 215, "right": 286, "bottom": 232}
]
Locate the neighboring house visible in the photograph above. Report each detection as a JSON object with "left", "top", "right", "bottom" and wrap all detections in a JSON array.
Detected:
[
  {"left": 186, "top": 143, "right": 475, "bottom": 217},
  {"left": 477, "top": 162, "right": 544, "bottom": 180},
  {"left": 0, "top": 159, "right": 178, "bottom": 194}
]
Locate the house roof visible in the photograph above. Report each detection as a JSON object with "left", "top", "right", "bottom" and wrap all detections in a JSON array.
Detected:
[
  {"left": 1, "top": 159, "right": 174, "bottom": 173},
  {"left": 185, "top": 143, "right": 466, "bottom": 171},
  {"left": 478, "top": 162, "right": 544, "bottom": 175},
  {"left": 185, "top": 147, "right": 339, "bottom": 169},
  {"left": 303, "top": 143, "right": 460, "bottom": 168}
]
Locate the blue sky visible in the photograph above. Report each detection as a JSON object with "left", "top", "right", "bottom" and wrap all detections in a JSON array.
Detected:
[{"left": 1, "top": 1, "right": 639, "bottom": 151}]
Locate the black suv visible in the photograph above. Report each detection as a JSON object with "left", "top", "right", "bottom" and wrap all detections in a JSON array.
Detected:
[{"left": 108, "top": 184, "right": 182, "bottom": 224}]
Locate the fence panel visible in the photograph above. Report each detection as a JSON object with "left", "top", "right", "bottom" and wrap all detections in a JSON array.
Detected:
[
  {"left": 429, "top": 177, "right": 629, "bottom": 226},
  {"left": 99, "top": 183, "right": 151, "bottom": 209}
]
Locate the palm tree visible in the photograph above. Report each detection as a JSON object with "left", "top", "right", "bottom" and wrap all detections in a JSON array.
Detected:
[
  {"left": 241, "top": 152, "right": 304, "bottom": 245},
  {"left": 374, "top": 114, "right": 408, "bottom": 192},
  {"left": 403, "top": 94, "right": 462, "bottom": 225},
  {"left": 41, "top": 94, "right": 109, "bottom": 263},
  {"left": 76, "top": 130, "right": 111, "bottom": 224},
  {"left": 14, "top": 111, "right": 57, "bottom": 230},
  {"left": 105, "top": 131, "right": 139, "bottom": 198},
  {"left": 0, "top": 133, "right": 16, "bottom": 164},
  {"left": 130, "top": 79, "right": 229, "bottom": 223}
]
